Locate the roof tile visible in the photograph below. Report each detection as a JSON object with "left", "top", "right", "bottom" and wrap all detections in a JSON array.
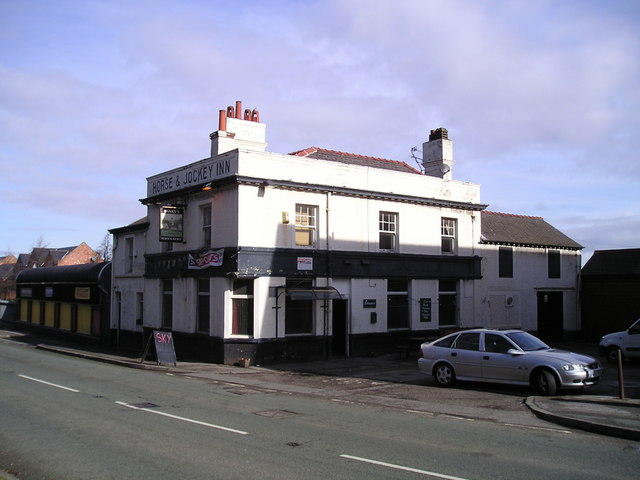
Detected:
[
  {"left": 481, "top": 211, "right": 582, "bottom": 250},
  {"left": 289, "top": 147, "right": 422, "bottom": 174}
]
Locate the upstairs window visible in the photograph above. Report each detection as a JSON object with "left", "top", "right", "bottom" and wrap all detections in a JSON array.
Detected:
[
  {"left": 379, "top": 212, "right": 398, "bottom": 251},
  {"left": 125, "top": 237, "right": 134, "bottom": 273},
  {"left": 295, "top": 204, "right": 317, "bottom": 246},
  {"left": 499, "top": 247, "right": 513, "bottom": 278},
  {"left": 441, "top": 218, "right": 457, "bottom": 254},
  {"left": 201, "top": 204, "right": 212, "bottom": 247},
  {"left": 548, "top": 250, "right": 561, "bottom": 278}
]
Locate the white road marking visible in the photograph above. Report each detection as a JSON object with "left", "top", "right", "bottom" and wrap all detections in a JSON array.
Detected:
[
  {"left": 18, "top": 374, "right": 80, "bottom": 393},
  {"left": 115, "top": 401, "right": 248, "bottom": 435},
  {"left": 503, "top": 423, "right": 572, "bottom": 434},
  {"left": 340, "top": 454, "right": 471, "bottom": 480},
  {"left": 405, "top": 409, "right": 435, "bottom": 416}
]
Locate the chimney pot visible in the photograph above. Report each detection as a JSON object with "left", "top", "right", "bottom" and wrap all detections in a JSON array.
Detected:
[
  {"left": 218, "top": 110, "right": 227, "bottom": 131},
  {"left": 429, "top": 127, "right": 448, "bottom": 141}
]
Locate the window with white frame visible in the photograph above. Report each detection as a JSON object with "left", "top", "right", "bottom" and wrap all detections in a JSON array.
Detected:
[
  {"left": 295, "top": 204, "right": 317, "bottom": 246},
  {"left": 387, "top": 279, "right": 409, "bottom": 329},
  {"left": 201, "top": 204, "right": 212, "bottom": 247},
  {"left": 441, "top": 218, "right": 457, "bottom": 254},
  {"left": 232, "top": 279, "right": 254, "bottom": 335},
  {"left": 125, "top": 237, "right": 134, "bottom": 273},
  {"left": 379, "top": 211, "right": 398, "bottom": 251},
  {"left": 439, "top": 280, "right": 457, "bottom": 326}
]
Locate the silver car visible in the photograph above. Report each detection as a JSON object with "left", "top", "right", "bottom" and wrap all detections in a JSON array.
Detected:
[{"left": 418, "top": 329, "right": 602, "bottom": 395}]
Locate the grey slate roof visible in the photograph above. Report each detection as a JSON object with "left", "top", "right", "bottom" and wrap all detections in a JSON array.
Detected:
[
  {"left": 480, "top": 211, "right": 583, "bottom": 250},
  {"left": 109, "top": 217, "right": 149, "bottom": 235},
  {"left": 582, "top": 249, "right": 640, "bottom": 276},
  {"left": 290, "top": 147, "right": 422, "bottom": 174}
]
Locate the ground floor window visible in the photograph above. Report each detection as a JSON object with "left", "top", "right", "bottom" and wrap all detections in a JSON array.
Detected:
[
  {"left": 197, "top": 279, "right": 210, "bottom": 333},
  {"left": 285, "top": 279, "right": 313, "bottom": 335},
  {"left": 387, "top": 279, "right": 409, "bottom": 329},
  {"left": 232, "top": 279, "right": 254, "bottom": 336},
  {"left": 136, "top": 292, "right": 144, "bottom": 327},
  {"left": 54, "top": 302, "right": 61, "bottom": 328},
  {"left": 161, "top": 279, "right": 173, "bottom": 329},
  {"left": 439, "top": 280, "right": 457, "bottom": 326}
]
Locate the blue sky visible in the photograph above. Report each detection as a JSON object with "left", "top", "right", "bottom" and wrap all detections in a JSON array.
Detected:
[{"left": 1, "top": 0, "right": 638, "bottom": 263}]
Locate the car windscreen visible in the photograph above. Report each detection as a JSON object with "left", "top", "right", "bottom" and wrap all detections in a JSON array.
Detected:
[{"left": 505, "top": 332, "right": 549, "bottom": 351}]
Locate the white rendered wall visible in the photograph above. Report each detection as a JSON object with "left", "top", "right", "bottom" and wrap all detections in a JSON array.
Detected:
[{"left": 476, "top": 244, "right": 581, "bottom": 332}]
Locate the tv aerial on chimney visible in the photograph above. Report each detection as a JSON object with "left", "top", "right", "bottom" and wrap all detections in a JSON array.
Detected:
[{"left": 410, "top": 146, "right": 425, "bottom": 173}]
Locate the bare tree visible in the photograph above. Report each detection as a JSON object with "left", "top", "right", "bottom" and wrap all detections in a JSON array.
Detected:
[
  {"left": 98, "top": 233, "right": 112, "bottom": 261},
  {"left": 33, "top": 235, "right": 49, "bottom": 249}
]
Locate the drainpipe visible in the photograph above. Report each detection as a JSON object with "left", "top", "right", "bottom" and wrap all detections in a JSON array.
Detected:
[
  {"left": 471, "top": 212, "right": 477, "bottom": 326},
  {"left": 325, "top": 192, "right": 333, "bottom": 359}
]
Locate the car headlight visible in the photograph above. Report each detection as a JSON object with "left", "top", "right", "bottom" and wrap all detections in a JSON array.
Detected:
[{"left": 562, "top": 364, "right": 586, "bottom": 371}]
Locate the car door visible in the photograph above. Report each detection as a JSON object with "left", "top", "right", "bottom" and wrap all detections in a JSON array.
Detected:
[
  {"left": 481, "top": 333, "right": 528, "bottom": 383},
  {"left": 450, "top": 332, "right": 483, "bottom": 380},
  {"left": 622, "top": 319, "right": 640, "bottom": 358}
]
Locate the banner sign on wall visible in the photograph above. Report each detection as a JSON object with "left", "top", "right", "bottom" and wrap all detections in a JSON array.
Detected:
[
  {"left": 160, "top": 206, "right": 184, "bottom": 242},
  {"left": 188, "top": 249, "right": 224, "bottom": 269}
]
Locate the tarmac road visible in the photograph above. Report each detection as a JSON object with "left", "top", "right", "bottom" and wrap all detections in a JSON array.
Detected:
[{"left": 1, "top": 322, "right": 639, "bottom": 441}]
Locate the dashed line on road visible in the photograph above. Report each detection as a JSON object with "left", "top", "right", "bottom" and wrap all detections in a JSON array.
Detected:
[
  {"left": 340, "top": 454, "right": 471, "bottom": 480},
  {"left": 115, "top": 401, "right": 248, "bottom": 435},
  {"left": 18, "top": 374, "right": 80, "bottom": 393},
  {"left": 406, "top": 409, "right": 435, "bottom": 416}
]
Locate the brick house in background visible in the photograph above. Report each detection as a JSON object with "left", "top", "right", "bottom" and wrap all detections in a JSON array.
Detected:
[
  {"left": 0, "top": 243, "right": 102, "bottom": 301},
  {"left": 0, "top": 255, "right": 19, "bottom": 300},
  {"left": 27, "top": 242, "right": 102, "bottom": 268}
]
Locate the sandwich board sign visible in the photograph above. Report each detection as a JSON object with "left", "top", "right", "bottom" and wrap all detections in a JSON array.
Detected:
[{"left": 142, "top": 330, "right": 177, "bottom": 366}]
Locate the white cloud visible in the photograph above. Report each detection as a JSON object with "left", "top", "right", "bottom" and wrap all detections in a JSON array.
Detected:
[{"left": 0, "top": 0, "right": 638, "bottom": 259}]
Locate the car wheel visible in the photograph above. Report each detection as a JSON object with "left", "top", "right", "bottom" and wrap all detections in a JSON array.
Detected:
[
  {"left": 433, "top": 363, "right": 455, "bottom": 387},
  {"left": 606, "top": 346, "right": 622, "bottom": 365},
  {"left": 534, "top": 369, "right": 558, "bottom": 396}
]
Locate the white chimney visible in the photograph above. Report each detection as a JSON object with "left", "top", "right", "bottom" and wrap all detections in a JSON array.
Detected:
[
  {"left": 422, "top": 127, "right": 454, "bottom": 180},
  {"left": 210, "top": 101, "right": 267, "bottom": 156}
]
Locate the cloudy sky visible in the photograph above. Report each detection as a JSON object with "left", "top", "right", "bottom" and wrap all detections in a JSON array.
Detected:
[{"left": 1, "top": 0, "right": 638, "bottom": 264}]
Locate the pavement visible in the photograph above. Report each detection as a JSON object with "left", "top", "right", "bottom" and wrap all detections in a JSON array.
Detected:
[{"left": 1, "top": 322, "right": 639, "bottom": 442}]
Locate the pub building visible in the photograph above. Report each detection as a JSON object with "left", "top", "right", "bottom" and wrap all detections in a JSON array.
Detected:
[{"left": 110, "top": 101, "right": 582, "bottom": 364}]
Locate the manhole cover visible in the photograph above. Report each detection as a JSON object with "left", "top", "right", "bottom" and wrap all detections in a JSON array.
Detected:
[{"left": 254, "top": 409, "right": 298, "bottom": 418}]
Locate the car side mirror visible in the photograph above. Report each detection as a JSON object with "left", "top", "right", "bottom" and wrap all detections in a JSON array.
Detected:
[
  {"left": 507, "top": 348, "right": 525, "bottom": 356},
  {"left": 629, "top": 328, "right": 639, "bottom": 335}
]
